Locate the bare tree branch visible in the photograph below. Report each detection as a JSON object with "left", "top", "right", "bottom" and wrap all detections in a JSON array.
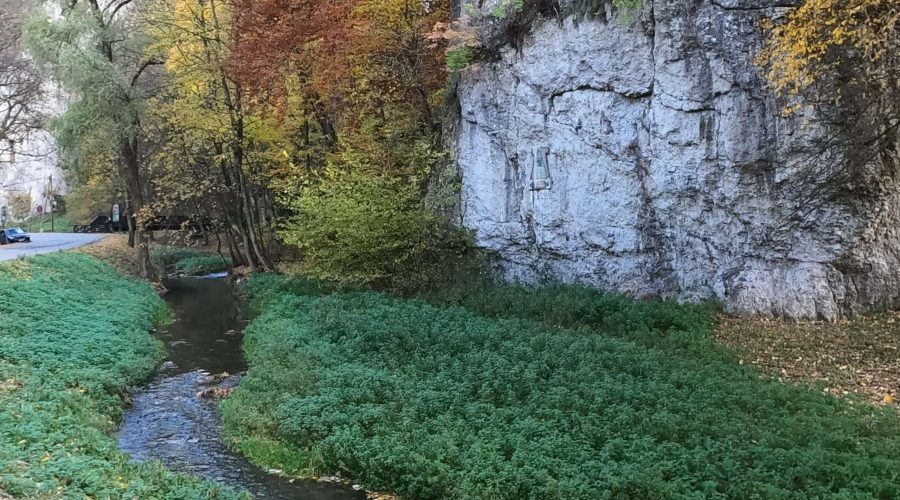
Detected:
[
  {"left": 0, "top": 0, "right": 42, "bottom": 162},
  {"left": 130, "top": 58, "right": 163, "bottom": 87},
  {"left": 107, "top": 0, "right": 137, "bottom": 23}
]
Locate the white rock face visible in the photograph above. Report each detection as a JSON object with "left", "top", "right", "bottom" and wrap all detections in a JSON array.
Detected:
[
  {"left": 454, "top": 0, "right": 900, "bottom": 318},
  {"left": 0, "top": 129, "right": 64, "bottom": 217}
]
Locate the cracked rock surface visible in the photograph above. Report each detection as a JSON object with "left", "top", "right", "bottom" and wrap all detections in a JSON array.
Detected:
[{"left": 453, "top": 0, "right": 900, "bottom": 319}]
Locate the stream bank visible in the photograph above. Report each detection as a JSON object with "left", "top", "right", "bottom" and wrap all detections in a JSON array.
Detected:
[
  {"left": 116, "top": 276, "right": 365, "bottom": 499},
  {"left": 0, "top": 253, "right": 238, "bottom": 498}
]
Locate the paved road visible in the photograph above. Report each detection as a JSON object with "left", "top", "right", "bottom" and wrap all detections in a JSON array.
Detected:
[{"left": 0, "top": 232, "right": 106, "bottom": 261}]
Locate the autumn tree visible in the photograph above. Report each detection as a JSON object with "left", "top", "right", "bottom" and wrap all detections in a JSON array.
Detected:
[
  {"left": 226, "top": 0, "right": 462, "bottom": 288},
  {"left": 228, "top": 0, "right": 354, "bottom": 95},
  {"left": 143, "top": 0, "right": 282, "bottom": 270},
  {"left": 229, "top": 0, "right": 449, "bottom": 168},
  {"left": 7, "top": 192, "right": 32, "bottom": 221},
  {"left": 759, "top": 0, "right": 900, "bottom": 203},
  {"left": 62, "top": 133, "right": 127, "bottom": 225},
  {"left": 228, "top": 0, "right": 354, "bottom": 181}
]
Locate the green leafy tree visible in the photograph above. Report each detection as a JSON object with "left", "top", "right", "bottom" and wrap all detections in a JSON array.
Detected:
[
  {"left": 280, "top": 156, "right": 476, "bottom": 292},
  {"left": 24, "top": 0, "right": 161, "bottom": 278}
]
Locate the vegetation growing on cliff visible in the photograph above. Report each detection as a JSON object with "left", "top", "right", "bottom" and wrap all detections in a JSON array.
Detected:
[
  {"left": 430, "top": 0, "right": 644, "bottom": 71},
  {"left": 759, "top": 0, "right": 900, "bottom": 202},
  {"left": 0, "top": 253, "right": 242, "bottom": 498},
  {"left": 223, "top": 274, "right": 900, "bottom": 498}
]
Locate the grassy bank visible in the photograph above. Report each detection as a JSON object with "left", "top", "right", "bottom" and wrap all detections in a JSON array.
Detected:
[
  {"left": 223, "top": 275, "right": 900, "bottom": 498},
  {"left": 175, "top": 255, "right": 232, "bottom": 276},
  {"left": 0, "top": 253, "right": 242, "bottom": 498},
  {"left": 152, "top": 246, "right": 231, "bottom": 276}
]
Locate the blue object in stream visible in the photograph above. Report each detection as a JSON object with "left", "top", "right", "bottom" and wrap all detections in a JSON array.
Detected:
[{"left": 196, "top": 271, "right": 229, "bottom": 279}]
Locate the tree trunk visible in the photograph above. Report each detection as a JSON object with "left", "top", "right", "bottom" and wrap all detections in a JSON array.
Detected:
[
  {"left": 126, "top": 207, "right": 135, "bottom": 248},
  {"left": 122, "top": 138, "right": 155, "bottom": 280}
]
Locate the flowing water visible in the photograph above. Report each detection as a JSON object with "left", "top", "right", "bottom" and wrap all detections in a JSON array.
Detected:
[{"left": 117, "top": 277, "right": 366, "bottom": 499}]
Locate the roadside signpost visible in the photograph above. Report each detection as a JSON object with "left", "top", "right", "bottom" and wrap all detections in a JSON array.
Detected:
[{"left": 49, "top": 175, "right": 54, "bottom": 232}]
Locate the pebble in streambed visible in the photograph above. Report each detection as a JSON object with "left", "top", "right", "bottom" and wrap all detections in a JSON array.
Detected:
[{"left": 116, "top": 277, "right": 365, "bottom": 499}]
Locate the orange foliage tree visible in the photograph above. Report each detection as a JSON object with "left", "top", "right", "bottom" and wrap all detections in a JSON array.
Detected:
[
  {"left": 227, "top": 0, "right": 468, "bottom": 290},
  {"left": 228, "top": 0, "right": 449, "bottom": 174}
]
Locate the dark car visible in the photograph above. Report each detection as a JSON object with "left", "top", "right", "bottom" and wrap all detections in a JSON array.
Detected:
[{"left": 0, "top": 227, "right": 31, "bottom": 245}]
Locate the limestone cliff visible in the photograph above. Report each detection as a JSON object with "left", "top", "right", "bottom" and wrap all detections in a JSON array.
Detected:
[{"left": 451, "top": 0, "right": 900, "bottom": 319}]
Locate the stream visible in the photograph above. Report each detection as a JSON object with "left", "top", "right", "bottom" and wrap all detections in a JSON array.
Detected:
[{"left": 117, "top": 276, "right": 366, "bottom": 499}]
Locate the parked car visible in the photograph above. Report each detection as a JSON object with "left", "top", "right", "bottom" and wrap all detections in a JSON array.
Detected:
[{"left": 0, "top": 227, "right": 31, "bottom": 245}]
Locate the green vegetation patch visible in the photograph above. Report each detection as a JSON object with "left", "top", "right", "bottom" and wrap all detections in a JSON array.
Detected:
[
  {"left": 174, "top": 255, "right": 232, "bottom": 276},
  {"left": 21, "top": 215, "right": 73, "bottom": 234},
  {"left": 425, "top": 281, "right": 718, "bottom": 352},
  {"left": 279, "top": 169, "right": 479, "bottom": 294},
  {"left": 224, "top": 275, "right": 900, "bottom": 498},
  {"left": 0, "top": 253, "right": 243, "bottom": 498},
  {"left": 151, "top": 246, "right": 230, "bottom": 276},
  {"left": 150, "top": 245, "right": 207, "bottom": 269},
  {"left": 446, "top": 46, "right": 475, "bottom": 70}
]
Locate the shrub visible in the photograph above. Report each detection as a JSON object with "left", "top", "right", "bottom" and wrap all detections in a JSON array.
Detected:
[
  {"left": 279, "top": 168, "right": 482, "bottom": 294},
  {"left": 175, "top": 255, "right": 232, "bottom": 276},
  {"left": 565, "top": 0, "right": 643, "bottom": 20},
  {"left": 0, "top": 253, "right": 243, "bottom": 498},
  {"left": 445, "top": 46, "right": 475, "bottom": 70},
  {"left": 490, "top": 0, "right": 525, "bottom": 17},
  {"left": 223, "top": 277, "right": 900, "bottom": 499}
]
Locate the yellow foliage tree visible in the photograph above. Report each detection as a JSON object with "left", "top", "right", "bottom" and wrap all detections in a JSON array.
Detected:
[
  {"left": 760, "top": 0, "right": 898, "bottom": 98},
  {"left": 143, "top": 0, "right": 295, "bottom": 269},
  {"left": 759, "top": 0, "right": 900, "bottom": 194}
]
